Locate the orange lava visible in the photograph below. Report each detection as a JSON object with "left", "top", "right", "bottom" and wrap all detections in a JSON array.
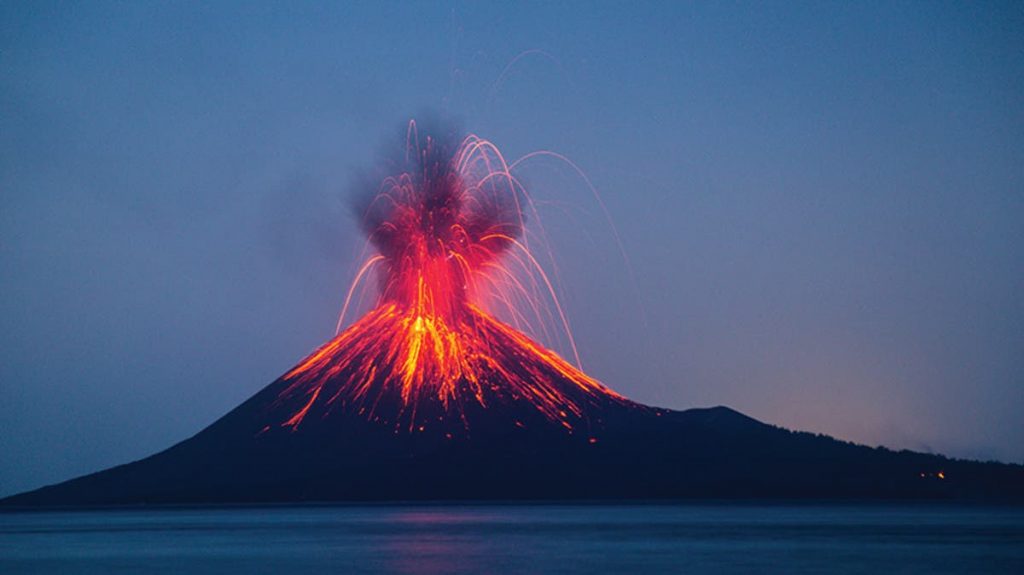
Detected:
[
  {"left": 269, "top": 124, "right": 629, "bottom": 434},
  {"left": 274, "top": 301, "right": 626, "bottom": 432}
]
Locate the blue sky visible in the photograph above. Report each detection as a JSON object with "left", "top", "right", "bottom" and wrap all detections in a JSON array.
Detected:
[{"left": 2, "top": 1, "right": 1022, "bottom": 496}]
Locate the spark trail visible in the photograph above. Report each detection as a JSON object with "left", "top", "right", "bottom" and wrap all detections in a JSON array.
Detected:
[{"left": 268, "top": 122, "right": 633, "bottom": 435}]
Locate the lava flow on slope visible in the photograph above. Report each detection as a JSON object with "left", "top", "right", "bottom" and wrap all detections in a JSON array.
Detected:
[{"left": 262, "top": 124, "right": 635, "bottom": 438}]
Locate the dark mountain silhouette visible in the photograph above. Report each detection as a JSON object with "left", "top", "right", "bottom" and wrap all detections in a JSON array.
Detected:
[{"left": 3, "top": 327, "right": 1022, "bottom": 507}]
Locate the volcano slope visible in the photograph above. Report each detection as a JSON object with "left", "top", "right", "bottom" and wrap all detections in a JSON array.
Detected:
[{"left": 3, "top": 308, "right": 1023, "bottom": 507}]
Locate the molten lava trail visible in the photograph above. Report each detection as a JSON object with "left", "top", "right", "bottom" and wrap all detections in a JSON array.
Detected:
[
  {"left": 267, "top": 123, "right": 632, "bottom": 435},
  {"left": 273, "top": 302, "right": 628, "bottom": 433}
]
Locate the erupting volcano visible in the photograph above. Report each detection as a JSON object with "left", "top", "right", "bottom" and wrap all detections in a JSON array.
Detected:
[
  {"left": 4, "top": 122, "right": 1022, "bottom": 507},
  {"left": 269, "top": 126, "right": 633, "bottom": 438}
]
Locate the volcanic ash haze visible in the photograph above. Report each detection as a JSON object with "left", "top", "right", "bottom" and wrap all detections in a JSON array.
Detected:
[{"left": 266, "top": 122, "right": 637, "bottom": 438}]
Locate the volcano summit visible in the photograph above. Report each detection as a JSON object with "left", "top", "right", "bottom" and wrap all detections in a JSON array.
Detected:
[
  {"left": 271, "top": 125, "right": 633, "bottom": 437},
  {"left": 4, "top": 125, "right": 1021, "bottom": 507}
]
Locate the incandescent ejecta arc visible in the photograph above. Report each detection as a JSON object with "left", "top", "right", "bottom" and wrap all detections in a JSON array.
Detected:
[{"left": 269, "top": 121, "right": 633, "bottom": 436}]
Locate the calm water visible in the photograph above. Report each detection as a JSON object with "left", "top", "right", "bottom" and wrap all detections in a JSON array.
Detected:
[{"left": 1, "top": 504, "right": 1022, "bottom": 573}]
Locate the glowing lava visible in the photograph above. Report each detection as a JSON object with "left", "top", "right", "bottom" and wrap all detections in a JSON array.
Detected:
[{"left": 269, "top": 123, "right": 631, "bottom": 434}]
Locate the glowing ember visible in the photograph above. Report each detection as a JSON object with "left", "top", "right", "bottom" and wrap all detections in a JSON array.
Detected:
[{"left": 268, "top": 122, "right": 631, "bottom": 434}]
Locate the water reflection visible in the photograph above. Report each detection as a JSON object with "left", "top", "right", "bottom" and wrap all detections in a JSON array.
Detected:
[
  {"left": 1, "top": 505, "right": 1022, "bottom": 574},
  {"left": 378, "top": 510, "right": 477, "bottom": 575}
]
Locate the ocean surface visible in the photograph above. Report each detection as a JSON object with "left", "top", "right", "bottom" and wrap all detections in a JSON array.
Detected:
[{"left": 1, "top": 503, "right": 1022, "bottom": 573}]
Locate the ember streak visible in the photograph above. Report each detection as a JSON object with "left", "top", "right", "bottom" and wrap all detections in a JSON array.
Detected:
[{"left": 269, "top": 123, "right": 632, "bottom": 434}]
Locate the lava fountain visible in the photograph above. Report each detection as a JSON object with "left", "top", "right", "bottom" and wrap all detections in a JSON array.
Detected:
[{"left": 267, "top": 123, "right": 634, "bottom": 436}]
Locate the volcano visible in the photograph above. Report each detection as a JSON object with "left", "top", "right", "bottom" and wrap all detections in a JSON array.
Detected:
[{"left": 4, "top": 125, "right": 1021, "bottom": 507}]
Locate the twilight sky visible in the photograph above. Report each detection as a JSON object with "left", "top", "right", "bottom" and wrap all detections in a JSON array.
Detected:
[{"left": 2, "top": 1, "right": 1022, "bottom": 497}]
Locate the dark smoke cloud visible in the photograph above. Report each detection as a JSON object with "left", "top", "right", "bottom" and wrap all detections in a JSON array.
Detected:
[{"left": 351, "top": 116, "right": 526, "bottom": 290}]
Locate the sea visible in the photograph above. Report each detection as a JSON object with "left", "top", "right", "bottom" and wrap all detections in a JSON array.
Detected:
[{"left": 1, "top": 503, "right": 1022, "bottom": 573}]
